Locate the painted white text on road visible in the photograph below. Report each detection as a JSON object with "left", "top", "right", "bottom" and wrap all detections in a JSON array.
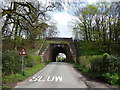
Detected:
[{"left": 29, "top": 76, "right": 63, "bottom": 82}]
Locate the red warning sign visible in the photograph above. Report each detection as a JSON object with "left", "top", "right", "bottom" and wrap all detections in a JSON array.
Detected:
[{"left": 19, "top": 48, "right": 27, "bottom": 55}]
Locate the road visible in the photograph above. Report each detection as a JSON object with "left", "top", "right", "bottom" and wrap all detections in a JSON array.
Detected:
[{"left": 15, "top": 62, "right": 87, "bottom": 88}]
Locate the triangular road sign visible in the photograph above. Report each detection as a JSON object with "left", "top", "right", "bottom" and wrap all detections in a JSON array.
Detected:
[{"left": 19, "top": 48, "right": 27, "bottom": 55}]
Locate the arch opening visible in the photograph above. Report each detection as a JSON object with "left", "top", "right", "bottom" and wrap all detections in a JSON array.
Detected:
[
  {"left": 56, "top": 53, "right": 66, "bottom": 62},
  {"left": 51, "top": 47, "right": 67, "bottom": 62}
]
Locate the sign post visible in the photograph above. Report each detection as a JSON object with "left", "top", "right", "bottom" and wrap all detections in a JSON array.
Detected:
[
  {"left": 21, "top": 55, "right": 24, "bottom": 76},
  {"left": 19, "top": 48, "right": 27, "bottom": 76}
]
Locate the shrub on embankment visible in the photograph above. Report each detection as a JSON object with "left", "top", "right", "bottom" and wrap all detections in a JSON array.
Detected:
[
  {"left": 2, "top": 50, "right": 42, "bottom": 75},
  {"left": 76, "top": 54, "right": 120, "bottom": 86},
  {"left": 2, "top": 50, "right": 46, "bottom": 88}
]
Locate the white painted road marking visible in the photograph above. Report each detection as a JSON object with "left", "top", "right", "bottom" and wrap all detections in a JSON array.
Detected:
[{"left": 29, "top": 76, "right": 63, "bottom": 82}]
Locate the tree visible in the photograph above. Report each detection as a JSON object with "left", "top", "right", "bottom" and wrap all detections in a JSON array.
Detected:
[
  {"left": 72, "top": 2, "right": 120, "bottom": 56},
  {"left": 1, "top": 1, "right": 60, "bottom": 50}
]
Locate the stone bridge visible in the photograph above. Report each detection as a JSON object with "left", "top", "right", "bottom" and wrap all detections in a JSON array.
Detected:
[{"left": 41, "top": 37, "right": 79, "bottom": 63}]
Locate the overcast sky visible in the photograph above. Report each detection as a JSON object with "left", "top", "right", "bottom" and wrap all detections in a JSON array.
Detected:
[
  {"left": 52, "top": 12, "right": 78, "bottom": 38},
  {"left": 50, "top": 0, "right": 97, "bottom": 38},
  {"left": 50, "top": 0, "right": 120, "bottom": 38}
]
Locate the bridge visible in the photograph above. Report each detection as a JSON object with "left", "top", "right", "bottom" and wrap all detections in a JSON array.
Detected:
[{"left": 40, "top": 37, "right": 79, "bottom": 63}]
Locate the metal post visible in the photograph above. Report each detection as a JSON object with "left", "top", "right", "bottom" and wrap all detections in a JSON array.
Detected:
[{"left": 22, "top": 55, "right": 25, "bottom": 76}]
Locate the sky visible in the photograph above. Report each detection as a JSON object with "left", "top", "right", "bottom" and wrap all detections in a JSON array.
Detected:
[
  {"left": 50, "top": 0, "right": 120, "bottom": 38},
  {"left": 52, "top": 12, "right": 78, "bottom": 38},
  {"left": 51, "top": 0, "right": 97, "bottom": 38}
]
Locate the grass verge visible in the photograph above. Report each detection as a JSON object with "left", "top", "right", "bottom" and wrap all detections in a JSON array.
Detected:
[
  {"left": 74, "top": 63, "right": 120, "bottom": 88},
  {"left": 2, "top": 63, "right": 46, "bottom": 88}
]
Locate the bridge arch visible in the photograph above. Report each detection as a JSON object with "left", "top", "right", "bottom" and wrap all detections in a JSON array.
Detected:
[
  {"left": 42, "top": 38, "right": 77, "bottom": 63},
  {"left": 49, "top": 44, "right": 74, "bottom": 62},
  {"left": 51, "top": 47, "right": 67, "bottom": 62}
]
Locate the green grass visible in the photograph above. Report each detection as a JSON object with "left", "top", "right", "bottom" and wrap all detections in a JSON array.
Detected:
[
  {"left": 75, "top": 63, "right": 120, "bottom": 88},
  {"left": 47, "top": 41, "right": 71, "bottom": 44},
  {"left": 75, "top": 63, "right": 89, "bottom": 73},
  {"left": 2, "top": 63, "right": 46, "bottom": 84},
  {"left": 77, "top": 41, "right": 105, "bottom": 56}
]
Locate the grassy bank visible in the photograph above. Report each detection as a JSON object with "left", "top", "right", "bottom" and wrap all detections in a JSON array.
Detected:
[
  {"left": 77, "top": 41, "right": 104, "bottom": 56},
  {"left": 75, "top": 40, "right": 120, "bottom": 87},
  {"left": 75, "top": 55, "right": 120, "bottom": 88},
  {"left": 2, "top": 39, "right": 49, "bottom": 88},
  {"left": 2, "top": 63, "right": 46, "bottom": 88}
]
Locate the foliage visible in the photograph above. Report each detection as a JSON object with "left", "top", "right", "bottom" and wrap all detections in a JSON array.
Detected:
[
  {"left": 2, "top": 51, "right": 42, "bottom": 75},
  {"left": 3, "top": 39, "right": 42, "bottom": 52},
  {"left": 73, "top": 2, "right": 120, "bottom": 56},
  {"left": 1, "top": 1, "right": 59, "bottom": 50},
  {"left": 1, "top": 86, "right": 11, "bottom": 89},
  {"left": 33, "top": 55, "right": 42, "bottom": 65},
  {"left": 3, "top": 39, "right": 15, "bottom": 51},
  {"left": 75, "top": 63, "right": 120, "bottom": 87},
  {"left": 2, "top": 63, "right": 45, "bottom": 84},
  {"left": 77, "top": 55, "right": 120, "bottom": 87},
  {"left": 25, "top": 55, "right": 34, "bottom": 67},
  {"left": 103, "top": 53, "right": 110, "bottom": 56},
  {"left": 2, "top": 51, "right": 22, "bottom": 75},
  {"left": 75, "top": 63, "right": 89, "bottom": 73},
  {"left": 79, "top": 55, "right": 120, "bottom": 73},
  {"left": 102, "top": 73, "right": 120, "bottom": 85},
  {"left": 77, "top": 41, "right": 104, "bottom": 56}
]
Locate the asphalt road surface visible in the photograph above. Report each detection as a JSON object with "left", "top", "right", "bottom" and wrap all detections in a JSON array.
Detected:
[{"left": 15, "top": 62, "right": 87, "bottom": 88}]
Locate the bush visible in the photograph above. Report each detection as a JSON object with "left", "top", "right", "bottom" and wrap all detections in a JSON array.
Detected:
[
  {"left": 77, "top": 41, "right": 104, "bottom": 56},
  {"left": 33, "top": 56, "right": 41, "bottom": 64},
  {"left": 79, "top": 55, "right": 120, "bottom": 73},
  {"left": 106, "top": 56, "right": 120, "bottom": 73},
  {"left": 2, "top": 51, "right": 22, "bottom": 75},
  {"left": 24, "top": 55, "right": 41, "bottom": 67},
  {"left": 78, "top": 55, "right": 120, "bottom": 86},
  {"left": 75, "top": 63, "right": 89, "bottom": 73},
  {"left": 90, "top": 55, "right": 103, "bottom": 72},
  {"left": 2, "top": 51, "right": 42, "bottom": 75},
  {"left": 102, "top": 73, "right": 120, "bottom": 85},
  {"left": 79, "top": 55, "right": 103, "bottom": 71},
  {"left": 25, "top": 55, "right": 34, "bottom": 67}
]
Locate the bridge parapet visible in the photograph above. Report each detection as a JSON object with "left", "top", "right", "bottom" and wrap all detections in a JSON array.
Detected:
[{"left": 46, "top": 37, "right": 73, "bottom": 41}]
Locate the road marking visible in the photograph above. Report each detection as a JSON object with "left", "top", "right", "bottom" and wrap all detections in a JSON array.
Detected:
[
  {"left": 38, "top": 76, "right": 45, "bottom": 81},
  {"left": 47, "top": 76, "right": 54, "bottom": 81},
  {"left": 29, "top": 76, "right": 63, "bottom": 82},
  {"left": 55, "top": 76, "right": 62, "bottom": 82}
]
